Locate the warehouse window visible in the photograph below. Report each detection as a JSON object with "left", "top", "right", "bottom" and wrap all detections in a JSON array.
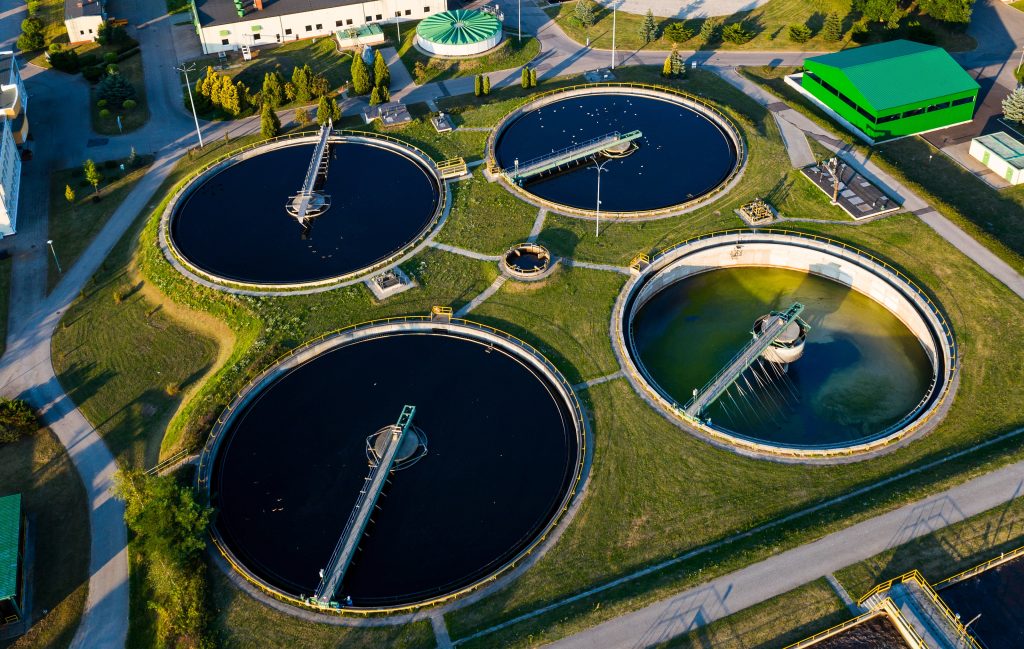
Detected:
[
  {"left": 253, "top": 32, "right": 260, "bottom": 40},
  {"left": 424, "top": 5, "right": 430, "bottom": 11},
  {"left": 347, "top": 18, "right": 353, "bottom": 24},
  {"left": 902, "top": 107, "right": 925, "bottom": 118},
  {"left": 405, "top": 9, "right": 411, "bottom": 14},
  {"left": 926, "top": 101, "right": 950, "bottom": 113},
  {"left": 951, "top": 96, "right": 975, "bottom": 107},
  {"left": 285, "top": 27, "right": 292, "bottom": 34},
  {"left": 876, "top": 113, "right": 900, "bottom": 124},
  {"left": 305, "top": 24, "right": 312, "bottom": 31},
  {"left": 336, "top": 19, "right": 343, "bottom": 26},
  {"left": 375, "top": 13, "right": 382, "bottom": 19},
  {"left": 221, "top": 38, "right": 229, "bottom": 44},
  {"left": 366, "top": 15, "right": 372, "bottom": 21}
]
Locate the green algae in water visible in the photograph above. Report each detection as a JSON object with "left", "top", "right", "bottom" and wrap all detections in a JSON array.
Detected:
[{"left": 631, "top": 268, "right": 933, "bottom": 447}]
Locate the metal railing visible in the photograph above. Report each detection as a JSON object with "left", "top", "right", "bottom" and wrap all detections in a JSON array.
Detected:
[
  {"left": 612, "top": 229, "right": 958, "bottom": 460},
  {"left": 198, "top": 315, "right": 588, "bottom": 615},
  {"left": 934, "top": 543, "right": 1024, "bottom": 589},
  {"left": 484, "top": 83, "right": 748, "bottom": 219}
]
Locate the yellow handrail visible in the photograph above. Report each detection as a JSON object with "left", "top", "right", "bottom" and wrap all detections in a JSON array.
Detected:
[{"left": 933, "top": 543, "right": 1024, "bottom": 589}]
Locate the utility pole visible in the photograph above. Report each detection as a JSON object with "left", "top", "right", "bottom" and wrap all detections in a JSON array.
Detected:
[
  {"left": 176, "top": 63, "right": 205, "bottom": 149},
  {"left": 611, "top": 4, "right": 617, "bottom": 69},
  {"left": 591, "top": 159, "right": 609, "bottom": 237}
]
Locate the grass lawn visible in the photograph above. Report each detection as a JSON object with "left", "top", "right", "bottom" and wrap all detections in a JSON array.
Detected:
[
  {"left": 436, "top": 169, "right": 540, "bottom": 254},
  {"left": 659, "top": 579, "right": 848, "bottom": 648},
  {"left": 1012, "top": 0, "right": 1024, "bottom": 10},
  {"left": 53, "top": 66, "right": 1024, "bottom": 649},
  {"left": 545, "top": 0, "right": 974, "bottom": 53},
  {"left": 47, "top": 156, "right": 152, "bottom": 291},
  {"left": 0, "top": 429, "right": 89, "bottom": 649},
  {"left": 187, "top": 39, "right": 353, "bottom": 118},
  {"left": 835, "top": 496, "right": 1024, "bottom": 598},
  {"left": 738, "top": 65, "right": 1024, "bottom": 275},
  {"left": 0, "top": 255, "right": 10, "bottom": 357},
  {"left": 90, "top": 55, "right": 150, "bottom": 135},
  {"left": 382, "top": 23, "right": 541, "bottom": 84}
]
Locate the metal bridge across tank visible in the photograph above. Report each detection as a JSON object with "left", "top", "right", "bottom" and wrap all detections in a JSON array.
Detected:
[
  {"left": 683, "top": 303, "right": 806, "bottom": 419},
  {"left": 286, "top": 120, "right": 333, "bottom": 223},
  {"left": 311, "top": 404, "right": 416, "bottom": 608},
  {"left": 502, "top": 130, "right": 642, "bottom": 184}
]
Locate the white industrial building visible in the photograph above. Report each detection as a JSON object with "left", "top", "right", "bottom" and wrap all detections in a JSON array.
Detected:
[
  {"left": 189, "top": 0, "right": 446, "bottom": 54},
  {"left": 969, "top": 132, "right": 1024, "bottom": 185},
  {"left": 64, "top": 0, "right": 106, "bottom": 44},
  {"left": 0, "top": 53, "right": 25, "bottom": 237}
]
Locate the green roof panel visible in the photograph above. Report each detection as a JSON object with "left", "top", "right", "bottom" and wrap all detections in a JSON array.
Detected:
[
  {"left": 0, "top": 494, "right": 21, "bottom": 601},
  {"left": 416, "top": 9, "right": 501, "bottom": 46},
  {"left": 805, "top": 40, "right": 979, "bottom": 112}
]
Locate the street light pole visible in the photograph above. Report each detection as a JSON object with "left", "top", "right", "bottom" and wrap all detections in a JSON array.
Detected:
[
  {"left": 1017, "top": 47, "right": 1024, "bottom": 75},
  {"left": 176, "top": 63, "right": 205, "bottom": 149},
  {"left": 518, "top": 0, "right": 522, "bottom": 42},
  {"left": 591, "top": 160, "right": 609, "bottom": 237},
  {"left": 611, "top": 4, "right": 617, "bottom": 69},
  {"left": 46, "top": 239, "right": 62, "bottom": 274}
]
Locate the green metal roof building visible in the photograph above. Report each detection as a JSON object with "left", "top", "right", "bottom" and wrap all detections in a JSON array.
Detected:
[
  {"left": 0, "top": 494, "right": 25, "bottom": 625},
  {"left": 801, "top": 40, "right": 979, "bottom": 141}
]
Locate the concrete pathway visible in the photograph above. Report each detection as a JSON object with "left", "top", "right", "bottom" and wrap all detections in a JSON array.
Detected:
[
  {"left": 382, "top": 46, "right": 415, "bottom": 90},
  {"left": 548, "top": 459, "right": 1024, "bottom": 648},
  {"left": 455, "top": 275, "right": 507, "bottom": 317},
  {"left": 428, "top": 241, "right": 503, "bottom": 261},
  {"left": 572, "top": 371, "right": 623, "bottom": 390},
  {"left": 528, "top": 208, "right": 547, "bottom": 242},
  {"left": 561, "top": 259, "right": 631, "bottom": 274}
]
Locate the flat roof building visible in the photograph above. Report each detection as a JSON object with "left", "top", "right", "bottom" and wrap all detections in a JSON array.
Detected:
[
  {"left": 0, "top": 494, "right": 25, "bottom": 627},
  {"left": 64, "top": 0, "right": 106, "bottom": 43},
  {"left": 189, "top": 0, "right": 446, "bottom": 54},
  {"left": 970, "top": 131, "right": 1024, "bottom": 185},
  {"left": 801, "top": 40, "right": 979, "bottom": 142},
  {"left": 0, "top": 52, "right": 26, "bottom": 238}
]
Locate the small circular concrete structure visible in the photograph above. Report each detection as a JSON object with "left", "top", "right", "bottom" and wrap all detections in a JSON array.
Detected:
[
  {"left": 159, "top": 131, "right": 446, "bottom": 295},
  {"left": 197, "top": 317, "right": 587, "bottom": 614},
  {"left": 415, "top": 9, "right": 503, "bottom": 57},
  {"left": 614, "top": 230, "right": 958, "bottom": 462},
  {"left": 502, "top": 243, "right": 553, "bottom": 280}
]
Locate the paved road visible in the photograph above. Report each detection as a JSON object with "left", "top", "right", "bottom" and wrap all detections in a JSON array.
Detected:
[{"left": 549, "top": 458, "right": 1024, "bottom": 648}]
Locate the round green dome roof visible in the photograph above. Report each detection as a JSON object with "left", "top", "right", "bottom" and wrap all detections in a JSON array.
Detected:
[{"left": 416, "top": 9, "right": 502, "bottom": 45}]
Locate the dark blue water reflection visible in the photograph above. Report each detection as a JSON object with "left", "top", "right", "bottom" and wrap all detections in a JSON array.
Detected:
[
  {"left": 941, "top": 556, "right": 1024, "bottom": 647},
  {"left": 211, "top": 333, "right": 578, "bottom": 607}
]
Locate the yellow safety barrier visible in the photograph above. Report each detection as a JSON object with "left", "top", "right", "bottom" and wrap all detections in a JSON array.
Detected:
[
  {"left": 934, "top": 543, "right": 1024, "bottom": 589},
  {"left": 437, "top": 157, "right": 468, "bottom": 179}
]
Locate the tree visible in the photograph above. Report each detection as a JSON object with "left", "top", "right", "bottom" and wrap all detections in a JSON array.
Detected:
[
  {"left": 16, "top": 16, "right": 44, "bottom": 51},
  {"left": 574, "top": 0, "right": 595, "bottom": 34},
  {"left": 529, "top": 68, "right": 538, "bottom": 87},
  {"left": 474, "top": 74, "right": 482, "bottom": 97},
  {"left": 64, "top": 184, "right": 75, "bottom": 207},
  {"left": 699, "top": 17, "right": 721, "bottom": 44},
  {"left": 220, "top": 81, "right": 241, "bottom": 116},
  {"left": 294, "top": 107, "right": 310, "bottom": 126},
  {"left": 789, "top": 24, "right": 812, "bottom": 43},
  {"left": 0, "top": 398, "right": 36, "bottom": 444},
  {"left": 316, "top": 94, "right": 339, "bottom": 125},
  {"left": 639, "top": 9, "right": 658, "bottom": 44},
  {"left": 291, "top": 64, "right": 312, "bottom": 101},
  {"left": 262, "top": 71, "right": 284, "bottom": 108},
  {"left": 664, "top": 22, "right": 694, "bottom": 43},
  {"left": 521, "top": 67, "right": 530, "bottom": 88},
  {"left": 855, "top": 0, "right": 899, "bottom": 23},
  {"left": 1002, "top": 87, "right": 1024, "bottom": 123},
  {"left": 97, "top": 73, "right": 136, "bottom": 106},
  {"left": 670, "top": 47, "right": 685, "bottom": 76},
  {"left": 482, "top": 74, "right": 490, "bottom": 95},
  {"left": 350, "top": 52, "right": 372, "bottom": 95},
  {"left": 919, "top": 0, "right": 974, "bottom": 23},
  {"left": 309, "top": 72, "right": 330, "bottom": 98},
  {"left": 369, "top": 85, "right": 383, "bottom": 105},
  {"left": 413, "top": 60, "right": 428, "bottom": 83},
  {"left": 662, "top": 53, "right": 673, "bottom": 77},
  {"left": 83, "top": 159, "right": 101, "bottom": 195},
  {"left": 822, "top": 12, "right": 843, "bottom": 41},
  {"left": 260, "top": 104, "right": 280, "bottom": 138},
  {"left": 373, "top": 49, "right": 390, "bottom": 89},
  {"left": 722, "top": 22, "right": 753, "bottom": 44}
]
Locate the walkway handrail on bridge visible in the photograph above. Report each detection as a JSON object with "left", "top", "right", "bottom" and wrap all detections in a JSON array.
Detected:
[
  {"left": 503, "top": 130, "right": 641, "bottom": 182},
  {"left": 290, "top": 120, "right": 333, "bottom": 222}
]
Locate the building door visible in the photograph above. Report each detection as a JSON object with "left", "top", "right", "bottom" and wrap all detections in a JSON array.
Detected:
[
  {"left": 1006, "top": 167, "right": 1015, "bottom": 182},
  {"left": 981, "top": 150, "right": 990, "bottom": 166}
]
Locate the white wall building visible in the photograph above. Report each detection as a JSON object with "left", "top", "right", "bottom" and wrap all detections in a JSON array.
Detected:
[
  {"left": 0, "top": 53, "right": 25, "bottom": 237},
  {"left": 190, "top": 0, "right": 446, "bottom": 55},
  {"left": 970, "top": 132, "right": 1024, "bottom": 185},
  {"left": 64, "top": 0, "right": 106, "bottom": 44}
]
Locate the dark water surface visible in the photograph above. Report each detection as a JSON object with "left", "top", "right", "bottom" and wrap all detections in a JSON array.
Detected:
[
  {"left": 171, "top": 142, "right": 440, "bottom": 284},
  {"left": 941, "top": 556, "right": 1024, "bottom": 647},
  {"left": 630, "top": 268, "right": 933, "bottom": 447},
  {"left": 493, "top": 93, "right": 737, "bottom": 212},
  {"left": 211, "top": 333, "right": 578, "bottom": 606}
]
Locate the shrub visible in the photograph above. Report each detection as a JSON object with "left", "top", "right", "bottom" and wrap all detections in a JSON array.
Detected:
[
  {"left": 97, "top": 99, "right": 108, "bottom": 108},
  {"left": 122, "top": 99, "right": 137, "bottom": 110},
  {"left": 164, "top": 383, "right": 180, "bottom": 397},
  {"left": 98, "top": 73, "right": 136, "bottom": 105},
  {"left": 664, "top": 22, "right": 694, "bottom": 43},
  {"left": 97, "top": 22, "right": 129, "bottom": 46},
  {"left": 106, "top": 63, "right": 119, "bottom": 76},
  {"left": 789, "top": 24, "right": 812, "bottom": 42},
  {"left": 0, "top": 398, "right": 37, "bottom": 444},
  {"left": 99, "top": 108, "right": 112, "bottom": 118},
  {"left": 699, "top": 17, "right": 722, "bottom": 43},
  {"left": 79, "top": 53, "right": 99, "bottom": 67},
  {"left": 103, "top": 52, "right": 118, "bottom": 64},
  {"left": 27, "top": 0, "right": 40, "bottom": 15},
  {"left": 722, "top": 22, "right": 754, "bottom": 43},
  {"left": 50, "top": 48, "right": 81, "bottom": 73},
  {"left": 82, "top": 66, "right": 104, "bottom": 83},
  {"left": 850, "top": 21, "right": 870, "bottom": 43}
]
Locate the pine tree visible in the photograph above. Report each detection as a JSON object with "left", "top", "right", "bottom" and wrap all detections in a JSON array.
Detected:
[
  {"left": 699, "top": 16, "right": 721, "bottom": 44},
  {"left": 64, "top": 184, "right": 75, "bottom": 205},
  {"left": 670, "top": 47, "right": 685, "bottom": 76},
  {"left": 639, "top": 9, "right": 658, "bottom": 44},
  {"left": 221, "top": 82, "right": 241, "bottom": 116},
  {"left": 521, "top": 67, "right": 530, "bottom": 88},
  {"left": 376, "top": 84, "right": 390, "bottom": 103},
  {"left": 294, "top": 107, "right": 310, "bottom": 126},
  {"left": 292, "top": 64, "right": 312, "bottom": 101},
  {"left": 370, "top": 85, "right": 383, "bottom": 105},
  {"left": 351, "top": 53, "right": 372, "bottom": 95},
  {"left": 474, "top": 74, "right": 482, "bottom": 97},
  {"left": 530, "top": 68, "right": 538, "bottom": 87},
  {"left": 83, "top": 159, "right": 101, "bottom": 195},
  {"left": 262, "top": 72, "right": 284, "bottom": 108},
  {"left": 260, "top": 104, "right": 281, "bottom": 138},
  {"left": 316, "top": 95, "right": 332, "bottom": 125},
  {"left": 574, "top": 0, "right": 595, "bottom": 30},
  {"left": 373, "top": 49, "right": 390, "bottom": 90},
  {"left": 1002, "top": 87, "right": 1024, "bottom": 123},
  {"left": 482, "top": 75, "right": 490, "bottom": 95},
  {"left": 662, "top": 53, "right": 673, "bottom": 77},
  {"left": 330, "top": 94, "right": 341, "bottom": 121},
  {"left": 822, "top": 12, "right": 843, "bottom": 41}
]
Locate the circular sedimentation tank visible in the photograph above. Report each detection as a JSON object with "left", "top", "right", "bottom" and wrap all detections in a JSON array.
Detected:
[
  {"left": 489, "top": 85, "right": 743, "bottom": 218},
  {"left": 200, "top": 319, "right": 585, "bottom": 611},
  {"left": 503, "top": 243, "right": 552, "bottom": 279},
  {"left": 615, "top": 231, "right": 957, "bottom": 461},
  {"left": 163, "top": 133, "right": 444, "bottom": 290},
  {"left": 415, "top": 9, "right": 503, "bottom": 56}
]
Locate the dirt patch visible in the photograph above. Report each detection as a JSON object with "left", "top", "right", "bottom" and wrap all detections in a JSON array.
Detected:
[{"left": 812, "top": 614, "right": 910, "bottom": 648}]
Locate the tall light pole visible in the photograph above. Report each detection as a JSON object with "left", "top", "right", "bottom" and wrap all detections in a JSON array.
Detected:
[
  {"left": 47, "top": 239, "right": 62, "bottom": 274},
  {"left": 611, "top": 4, "right": 617, "bottom": 69},
  {"left": 518, "top": 0, "right": 522, "bottom": 42},
  {"left": 176, "top": 63, "right": 204, "bottom": 149},
  {"left": 591, "top": 159, "right": 609, "bottom": 237}
]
